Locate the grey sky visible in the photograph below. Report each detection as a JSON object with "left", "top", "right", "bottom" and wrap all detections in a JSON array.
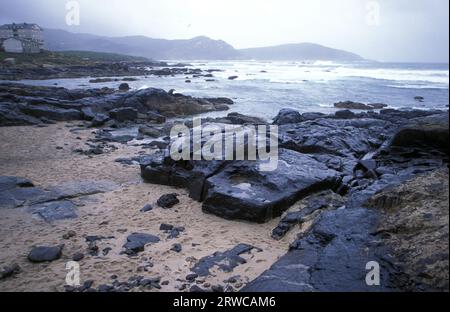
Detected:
[{"left": 0, "top": 0, "right": 448, "bottom": 62}]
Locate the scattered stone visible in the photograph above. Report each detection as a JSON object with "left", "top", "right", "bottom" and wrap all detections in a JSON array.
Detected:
[
  {"left": 192, "top": 244, "right": 261, "bottom": 276},
  {"left": 211, "top": 285, "right": 224, "bottom": 292},
  {"left": 102, "top": 247, "right": 112, "bottom": 256},
  {"left": 123, "top": 233, "right": 160, "bottom": 255},
  {"left": 0, "top": 264, "right": 21, "bottom": 280},
  {"left": 160, "top": 223, "right": 174, "bottom": 231},
  {"left": 157, "top": 193, "right": 180, "bottom": 208},
  {"left": 28, "top": 245, "right": 63, "bottom": 263},
  {"left": 72, "top": 252, "right": 84, "bottom": 262},
  {"left": 140, "top": 204, "right": 153, "bottom": 212},
  {"left": 171, "top": 243, "right": 182, "bottom": 253},
  {"left": 186, "top": 273, "right": 199, "bottom": 282},
  {"left": 334, "top": 101, "right": 387, "bottom": 110},
  {"left": 63, "top": 230, "right": 77, "bottom": 239}
]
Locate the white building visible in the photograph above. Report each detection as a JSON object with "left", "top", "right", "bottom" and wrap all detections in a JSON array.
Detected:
[{"left": 0, "top": 23, "right": 44, "bottom": 53}]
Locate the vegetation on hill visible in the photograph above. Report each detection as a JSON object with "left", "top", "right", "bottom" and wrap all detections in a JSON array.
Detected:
[{"left": 0, "top": 50, "right": 149, "bottom": 66}]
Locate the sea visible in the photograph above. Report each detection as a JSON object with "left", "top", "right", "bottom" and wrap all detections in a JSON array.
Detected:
[{"left": 15, "top": 60, "right": 449, "bottom": 120}]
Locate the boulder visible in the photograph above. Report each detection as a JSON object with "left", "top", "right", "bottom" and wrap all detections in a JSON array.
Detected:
[
  {"left": 118, "top": 83, "right": 130, "bottom": 91},
  {"left": 28, "top": 245, "right": 63, "bottom": 263},
  {"left": 388, "top": 112, "right": 449, "bottom": 152},
  {"left": 272, "top": 108, "right": 303, "bottom": 125},
  {"left": 335, "top": 109, "right": 356, "bottom": 119}
]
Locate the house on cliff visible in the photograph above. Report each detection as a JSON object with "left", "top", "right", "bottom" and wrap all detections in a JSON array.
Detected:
[{"left": 0, "top": 23, "right": 44, "bottom": 53}]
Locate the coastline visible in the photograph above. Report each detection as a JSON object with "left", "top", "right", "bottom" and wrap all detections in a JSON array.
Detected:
[{"left": 0, "top": 72, "right": 448, "bottom": 292}]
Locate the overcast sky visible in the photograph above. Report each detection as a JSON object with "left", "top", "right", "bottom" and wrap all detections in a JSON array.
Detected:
[{"left": 0, "top": 0, "right": 448, "bottom": 62}]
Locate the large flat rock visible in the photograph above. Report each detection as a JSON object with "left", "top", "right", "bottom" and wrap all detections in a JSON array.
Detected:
[{"left": 202, "top": 149, "right": 340, "bottom": 223}]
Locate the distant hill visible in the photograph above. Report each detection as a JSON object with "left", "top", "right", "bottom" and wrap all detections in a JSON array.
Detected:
[
  {"left": 43, "top": 29, "right": 364, "bottom": 61},
  {"left": 43, "top": 29, "right": 240, "bottom": 60},
  {"left": 239, "top": 43, "right": 364, "bottom": 61}
]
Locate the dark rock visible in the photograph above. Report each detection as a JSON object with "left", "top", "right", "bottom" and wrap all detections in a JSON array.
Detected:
[
  {"left": 202, "top": 149, "right": 339, "bottom": 223},
  {"left": 211, "top": 285, "right": 224, "bottom": 292},
  {"left": 90, "top": 78, "right": 116, "bottom": 83},
  {"left": 186, "top": 273, "right": 198, "bottom": 282},
  {"left": 140, "top": 152, "right": 224, "bottom": 201},
  {"left": 19, "top": 105, "right": 83, "bottom": 121},
  {"left": 28, "top": 245, "right": 63, "bottom": 263},
  {"left": 72, "top": 252, "right": 84, "bottom": 261},
  {"left": 243, "top": 208, "right": 388, "bottom": 292},
  {"left": 0, "top": 264, "right": 21, "bottom": 280},
  {"left": 388, "top": 112, "right": 449, "bottom": 153},
  {"left": 28, "top": 200, "right": 77, "bottom": 222},
  {"left": 97, "top": 284, "right": 114, "bottom": 292},
  {"left": 211, "top": 112, "right": 266, "bottom": 125},
  {"left": 205, "top": 97, "right": 234, "bottom": 105},
  {"left": 271, "top": 191, "right": 345, "bottom": 240},
  {"left": 123, "top": 233, "right": 160, "bottom": 255},
  {"left": 334, "top": 101, "right": 386, "bottom": 110},
  {"left": 301, "top": 112, "right": 326, "bottom": 120},
  {"left": 160, "top": 223, "right": 174, "bottom": 231},
  {"left": 108, "top": 107, "right": 138, "bottom": 122},
  {"left": 192, "top": 244, "right": 260, "bottom": 276},
  {"left": 62, "top": 230, "right": 76, "bottom": 239},
  {"left": 157, "top": 193, "right": 180, "bottom": 208},
  {"left": 102, "top": 247, "right": 112, "bottom": 256},
  {"left": 228, "top": 76, "right": 238, "bottom": 80},
  {"left": 171, "top": 243, "right": 182, "bottom": 253},
  {"left": 90, "top": 113, "right": 110, "bottom": 127},
  {"left": 273, "top": 108, "right": 303, "bottom": 125},
  {"left": 190, "top": 285, "right": 207, "bottom": 292},
  {"left": 335, "top": 109, "right": 356, "bottom": 119},
  {"left": 118, "top": 83, "right": 130, "bottom": 91},
  {"left": 138, "top": 125, "right": 161, "bottom": 138},
  {"left": 140, "top": 204, "right": 153, "bottom": 212}
]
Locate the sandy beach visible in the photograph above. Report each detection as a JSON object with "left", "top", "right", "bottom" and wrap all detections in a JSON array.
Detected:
[{"left": 0, "top": 122, "right": 302, "bottom": 292}]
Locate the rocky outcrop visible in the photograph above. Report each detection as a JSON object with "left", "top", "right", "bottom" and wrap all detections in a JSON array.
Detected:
[
  {"left": 334, "top": 101, "right": 388, "bottom": 110},
  {"left": 0, "top": 83, "right": 233, "bottom": 127},
  {"left": 140, "top": 108, "right": 448, "bottom": 225},
  {"left": 242, "top": 109, "right": 448, "bottom": 292}
]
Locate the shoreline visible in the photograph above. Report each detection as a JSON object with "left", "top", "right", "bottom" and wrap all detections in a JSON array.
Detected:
[{"left": 0, "top": 79, "right": 448, "bottom": 292}]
